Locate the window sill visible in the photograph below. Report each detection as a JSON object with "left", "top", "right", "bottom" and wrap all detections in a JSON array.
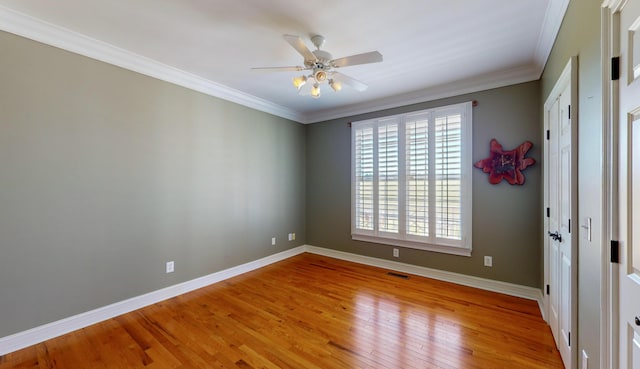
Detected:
[{"left": 351, "top": 234, "right": 472, "bottom": 257}]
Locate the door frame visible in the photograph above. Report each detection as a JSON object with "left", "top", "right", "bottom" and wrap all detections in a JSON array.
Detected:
[
  {"left": 543, "top": 57, "right": 579, "bottom": 368},
  {"left": 602, "top": 1, "right": 624, "bottom": 368}
]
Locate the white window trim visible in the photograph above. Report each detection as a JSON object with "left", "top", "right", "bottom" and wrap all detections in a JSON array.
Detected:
[{"left": 351, "top": 102, "right": 473, "bottom": 257}]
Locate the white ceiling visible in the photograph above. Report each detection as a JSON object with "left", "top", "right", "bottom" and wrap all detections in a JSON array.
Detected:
[{"left": 0, "top": 0, "right": 569, "bottom": 123}]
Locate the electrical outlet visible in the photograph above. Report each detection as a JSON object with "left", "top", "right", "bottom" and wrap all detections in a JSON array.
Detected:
[
  {"left": 292, "top": 233, "right": 296, "bottom": 240},
  {"left": 166, "top": 261, "right": 175, "bottom": 274},
  {"left": 393, "top": 248, "right": 399, "bottom": 257},
  {"left": 272, "top": 237, "right": 276, "bottom": 245},
  {"left": 288, "top": 233, "right": 293, "bottom": 241},
  {"left": 484, "top": 256, "right": 493, "bottom": 267},
  {"left": 581, "top": 350, "right": 588, "bottom": 369}
]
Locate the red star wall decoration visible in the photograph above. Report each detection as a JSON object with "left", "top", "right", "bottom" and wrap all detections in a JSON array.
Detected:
[{"left": 474, "top": 139, "right": 536, "bottom": 185}]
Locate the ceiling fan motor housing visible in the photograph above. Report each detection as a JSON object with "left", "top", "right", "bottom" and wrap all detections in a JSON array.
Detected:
[
  {"left": 306, "top": 49, "right": 333, "bottom": 83},
  {"left": 307, "top": 50, "right": 332, "bottom": 69}
]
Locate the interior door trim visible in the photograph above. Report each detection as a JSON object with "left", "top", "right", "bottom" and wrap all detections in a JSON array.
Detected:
[{"left": 543, "top": 56, "right": 579, "bottom": 369}]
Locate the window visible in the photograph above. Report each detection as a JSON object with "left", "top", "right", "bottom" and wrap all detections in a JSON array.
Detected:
[{"left": 351, "top": 102, "right": 472, "bottom": 256}]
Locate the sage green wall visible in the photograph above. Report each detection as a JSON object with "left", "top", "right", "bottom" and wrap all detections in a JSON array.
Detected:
[
  {"left": 0, "top": 31, "right": 306, "bottom": 338},
  {"left": 541, "top": 0, "right": 603, "bottom": 366},
  {"left": 306, "top": 81, "right": 542, "bottom": 287}
]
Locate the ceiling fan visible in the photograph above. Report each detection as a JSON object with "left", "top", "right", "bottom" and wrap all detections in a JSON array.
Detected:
[{"left": 252, "top": 34, "right": 383, "bottom": 98}]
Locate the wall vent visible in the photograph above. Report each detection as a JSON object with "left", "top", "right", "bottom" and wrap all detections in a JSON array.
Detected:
[
  {"left": 309, "top": 263, "right": 336, "bottom": 271},
  {"left": 387, "top": 272, "right": 409, "bottom": 279}
]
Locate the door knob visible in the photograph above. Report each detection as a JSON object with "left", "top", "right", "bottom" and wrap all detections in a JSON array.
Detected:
[
  {"left": 548, "top": 231, "right": 562, "bottom": 242},
  {"left": 635, "top": 316, "right": 640, "bottom": 326}
]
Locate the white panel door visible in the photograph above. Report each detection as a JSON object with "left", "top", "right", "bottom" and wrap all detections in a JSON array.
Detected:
[
  {"left": 557, "top": 85, "right": 572, "bottom": 368},
  {"left": 547, "top": 77, "right": 572, "bottom": 369},
  {"left": 617, "top": 1, "right": 640, "bottom": 367},
  {"left": 548, "top": 97, "right": 561, "bottom": 346}
]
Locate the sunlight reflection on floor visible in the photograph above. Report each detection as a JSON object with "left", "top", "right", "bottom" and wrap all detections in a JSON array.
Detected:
[{"left": 353, "top": 291, "right": 463, "bottom": 368}]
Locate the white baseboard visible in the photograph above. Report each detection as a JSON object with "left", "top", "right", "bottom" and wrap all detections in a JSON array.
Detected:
[
  {"left": 1, "top": 244, "right": 545, "bottom": 356},
  {"left": 303, "top": 245, "right": 545, "bottom": 313},
  {"left": 0, "top": 246, "right": 307, "bottom": 356}
]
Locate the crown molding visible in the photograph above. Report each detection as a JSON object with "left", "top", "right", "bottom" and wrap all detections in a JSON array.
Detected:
[
  {"left": 534, "top": 0, "right": 570, "bottom": 71},
  {"left": 601, "top": 0, "right": 626, "bottom": 10},
  {"left": 0, "top": 2, "right": 566, "bottom": 125},
  {"left": 0, "top": 5, "right": 305, "bottom": 123},
  {"left": 300, "top": 0, "right": 568, "bottom": 123},
  {"left": 301, "top": 0, "right": 568, "bottom": 124},
  {"left": 302, "top": 65, "right": 541, "bottom": 123}
]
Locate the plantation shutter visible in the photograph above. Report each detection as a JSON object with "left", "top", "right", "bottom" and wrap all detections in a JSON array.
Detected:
[
  {"left": 406, "top": 116, "right": 429, "bottom": 237},
  {"left": 353, "top": 125, "right": 374, "bottom": 231},
  {"left": 351, "top": 102, "right": 472, "bottom": 256},
  {"left": 378, "top": 121, "right": 399, "bottom": 233},
  {"left": 434, "top": 110, "right": 463, "bottom": 242}
]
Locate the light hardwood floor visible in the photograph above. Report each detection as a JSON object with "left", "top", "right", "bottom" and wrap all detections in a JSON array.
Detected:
[{"left": 0, "top": 253, "right": 563, "bottom": 368}]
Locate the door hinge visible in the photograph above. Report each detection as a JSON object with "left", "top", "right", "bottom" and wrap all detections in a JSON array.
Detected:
[
  {"left": 546, "top": 207, "right": 550, "bottom": 218},
  {"left": 611, "top": 240, "right": 620, "bottom": 263},
  {"left": 546, "top": 130, "right": 550, "bottom": 140},
  {"left": 546, "top": 284, "right": 550, "bottom": 295},
  {"left": 568, "top": 105, "right": 571, "bottom": 120},
  {"left": 568, "top": 332, "right": 571, "bottom": 347},
  {"left": 568, "top": 219, "right": 571, "bottom": 233},
  {"left": 612, "top": 56, "right": 620, "bottom": 81}
]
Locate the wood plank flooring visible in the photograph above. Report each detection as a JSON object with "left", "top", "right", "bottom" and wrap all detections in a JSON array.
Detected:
[{"left": 0, "top": 253, "right": 563, "bottom": 368}]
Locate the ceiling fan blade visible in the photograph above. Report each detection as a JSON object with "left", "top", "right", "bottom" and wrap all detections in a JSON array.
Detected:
[
  {"left": 251, "top": 66, "right": 306, "bottom": 72},
  {"left": 331, "top": 51, "right": 383, "bottom": 68},
  {"left": 283, "top": 34, "right": 317, "bottom": 62},
  {"left": 332, "top": 72, "right": 368, "bottom": 92}
]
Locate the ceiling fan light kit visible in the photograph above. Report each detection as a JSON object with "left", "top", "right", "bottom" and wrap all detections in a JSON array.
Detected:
[
  {"left": 292, "top": 75, "right": 307, "bottom": 89},
  {"left": 329, "top": 79, "right": 342, "bottom": 92},
  {"left": 253, "top": 34, "right": 383, "bottom": 98},
  {"left": 310, "top": 83, "right": 321, "bottom": 98},
  {"left": 314, "top": 70, "right": 328, "bottom": 82}
]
